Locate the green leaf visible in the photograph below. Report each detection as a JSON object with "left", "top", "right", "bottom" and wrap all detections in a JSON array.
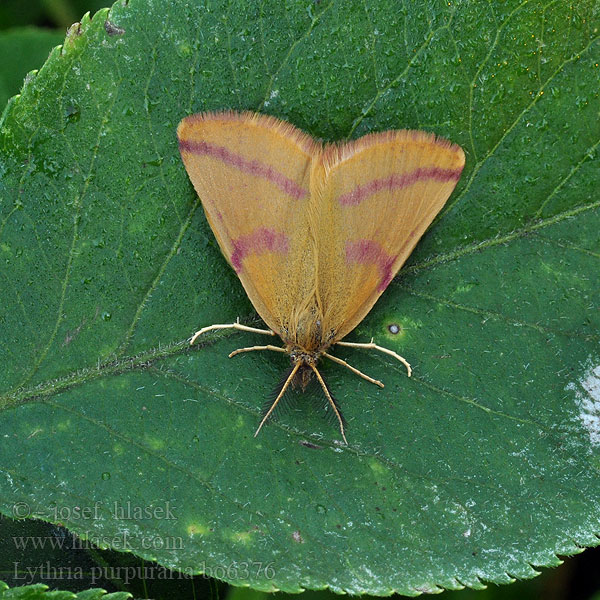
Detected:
[
  {"left": 0, "top": 27, "right": 64, "bottom": 109},
  {"left": 0, "top": 580, "right": 130, "bottom": 600},
  {"left": 1, "top": 0, "right": 599, "bottom": 595}
]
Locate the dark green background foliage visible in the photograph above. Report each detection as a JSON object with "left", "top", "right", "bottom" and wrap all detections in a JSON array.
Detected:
[
  {"left": 0, "top": 0, "right": 109, "bottom": 30},
  {"left": 0, "top": 0, "right": 599, "bottom": 598},
  {"left": 0, "top": 29, "right": 63, "bottom": 108}
]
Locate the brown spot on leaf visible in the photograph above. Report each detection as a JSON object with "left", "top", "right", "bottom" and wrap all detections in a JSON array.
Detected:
[
  {"left": 292, "top": 530, "right": 304, "bottom": 543},
  {"left": 104, "top": 20, "right": 125, "bottom": 36},
  {"left": 66, "top": 22, "right": 82, "bottom": 37}
]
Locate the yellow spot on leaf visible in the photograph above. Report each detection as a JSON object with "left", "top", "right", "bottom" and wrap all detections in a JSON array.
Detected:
[
  {"left": 187, "top": 523, "right": 211, "bottom": 536},
  {"left": 369, "top": 460, "right": 387, "bottom": 475},
  {"left": 226, "top": 529, "right": 255, "bottom": 545},
  {"left": 145, "top": 437, "right": 165, "bottom": 451},
  {"left": 113, "top": 444, "right": 125, "bottom": 455}
]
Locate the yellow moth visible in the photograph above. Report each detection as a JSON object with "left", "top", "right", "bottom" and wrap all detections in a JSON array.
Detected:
[{"left": 177, "top": 111, "right": 465, "bottom": 443}]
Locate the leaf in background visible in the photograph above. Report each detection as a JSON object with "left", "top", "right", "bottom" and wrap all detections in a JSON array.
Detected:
[
  {"left": 0, "top": 3, "right": 48, "bottom": 31},
  {"left": 0, "top": 580, "right": 131, "bottom": 600},
  {"left": 0, "top": 0, "right": 111, "bottom": 30},
  {"left": 0, "top": 516, "right": 222, "bottom": 597},
  {"left": 0, "top": 0, "right": 599, "bottom": 595},
  {"left": 0, "top": 27, "right": 63, "bottom": 109}
]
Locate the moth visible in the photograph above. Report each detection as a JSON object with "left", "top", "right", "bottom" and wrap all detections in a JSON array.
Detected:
[{"left": 177, "top": 111, "right": 465, "bottom": 443}]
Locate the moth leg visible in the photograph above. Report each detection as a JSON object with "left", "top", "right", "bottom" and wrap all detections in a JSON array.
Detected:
[
  {"left": 335, "top": 338, "right": 412, "bottom": 377},
  {"left": 254, "top": 362, "right": 301, "bottom": 438},
  {"left": 309, "top": 365, "right": 348, "bottom": 445},
  {"left": 229, "top": 345, "right": 287, "bottom": 358},
  {"left": 322, "top": 352, "right": 384, "bottom": 388},
  {"left": 190, "top": 317, "right": 276, "bottom": 345}
]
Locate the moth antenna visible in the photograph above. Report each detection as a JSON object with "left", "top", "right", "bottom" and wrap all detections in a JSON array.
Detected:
[
  {"left": 320, "top": 371, "right": 347, "bottom": 429},
  {"left": 309, "top": 364, "right": 347, "bottom": 444},
  {"left": 254, "top": 362, "right": 301, "bottom": 438},
  {"left": 261, "top": 365, "right": 297, "bottom": 417}
]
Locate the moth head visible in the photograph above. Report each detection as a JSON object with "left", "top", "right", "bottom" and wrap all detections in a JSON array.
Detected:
[{"left": 288, "top": 346, "right": 318, "bottom": 366}]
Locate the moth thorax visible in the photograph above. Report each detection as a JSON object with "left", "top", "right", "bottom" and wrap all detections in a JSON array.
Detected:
[{"left": 292, "top": 301, "right": 323, "bottom": 351}]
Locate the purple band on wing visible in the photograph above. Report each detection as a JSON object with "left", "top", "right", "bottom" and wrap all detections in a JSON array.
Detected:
[
  {"left": 231, "top": 228, "right": 289, "bottom": 272},
  {"left": 345, "top": 240, "right": 396, "bottom": 292},
  {"left": 338, "top": 166, "right": 463, "bottom": 206},
  {"left": 178, "top": 138, "right": 308, "bottom": 201}
]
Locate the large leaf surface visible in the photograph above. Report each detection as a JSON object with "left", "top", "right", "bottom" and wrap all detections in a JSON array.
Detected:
[{"left": 1, "top": 0, "right": 599, "bottom": 595}]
